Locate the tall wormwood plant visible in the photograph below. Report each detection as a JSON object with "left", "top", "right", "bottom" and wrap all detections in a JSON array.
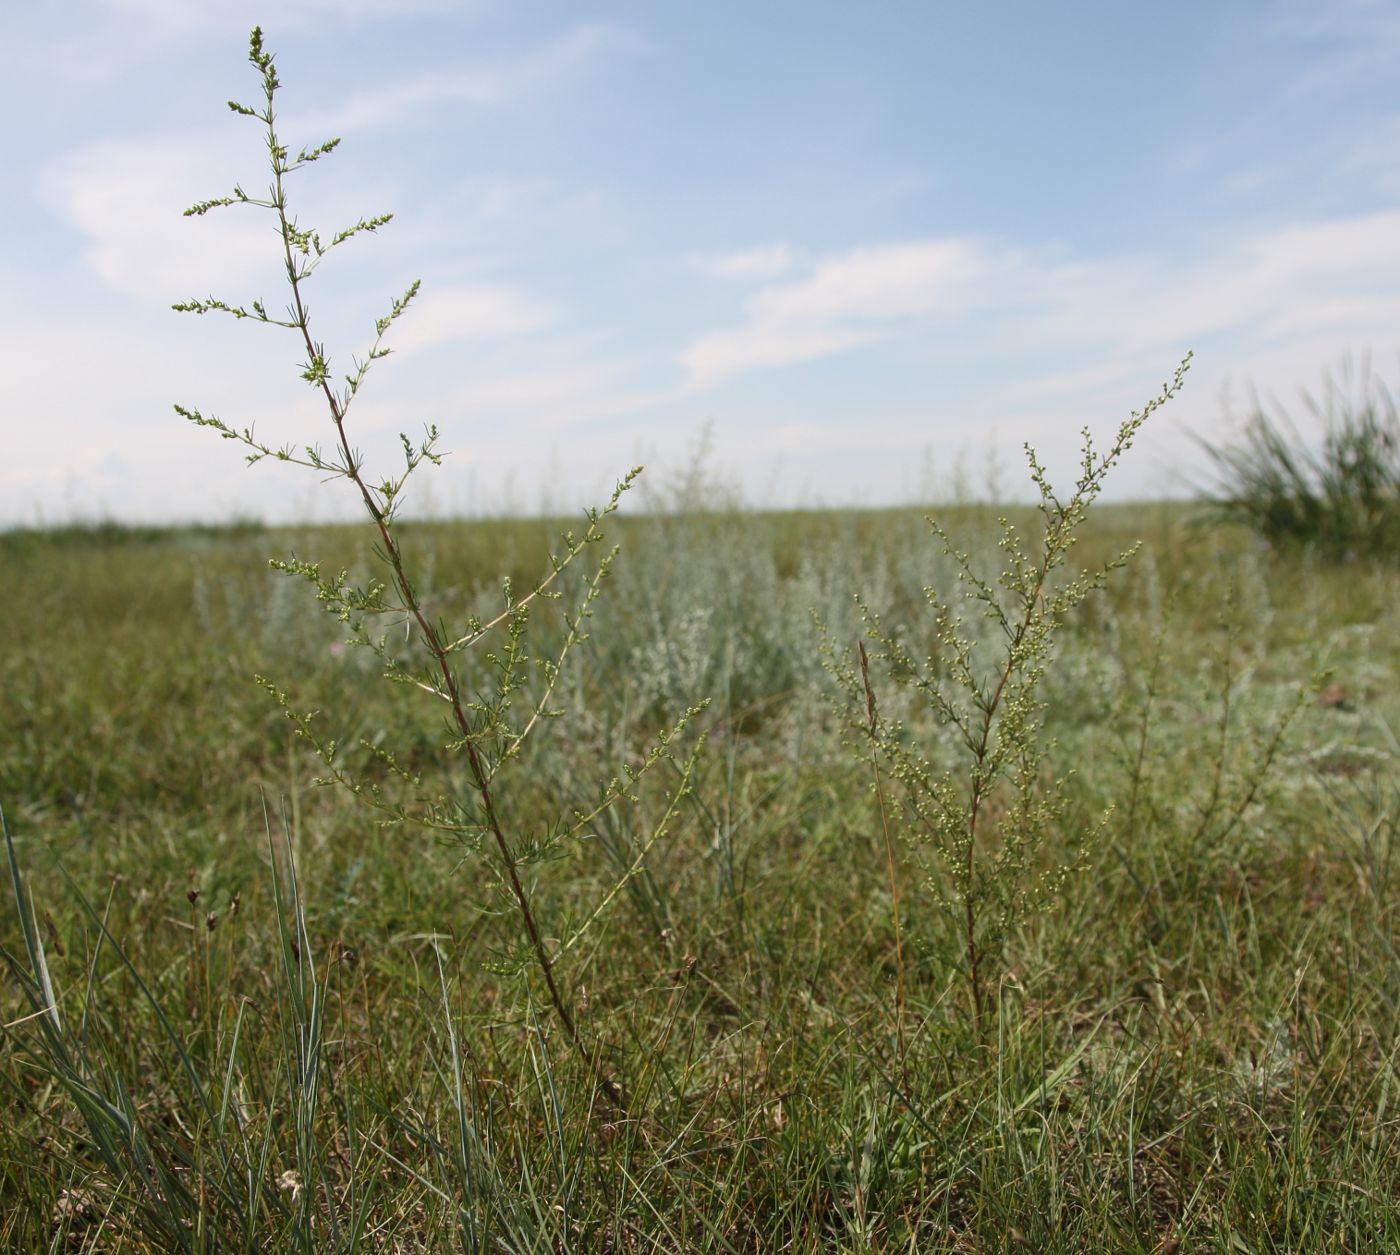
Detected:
[
  {"left": 830, "top": 357, "right": 1191, "bottom": 1039},
  {"left": 175, "top": 28, "right": 702, "bottom": 1105}
]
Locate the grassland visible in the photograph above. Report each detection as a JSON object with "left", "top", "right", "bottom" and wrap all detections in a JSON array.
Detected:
[{"left": 2, "top": 502, "right": 1398, "bottom": 1251}]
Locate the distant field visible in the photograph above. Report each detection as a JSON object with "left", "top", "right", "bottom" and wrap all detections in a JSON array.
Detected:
[{"left": 3, "top": 505, "right": 1398, "bottom": 1251}]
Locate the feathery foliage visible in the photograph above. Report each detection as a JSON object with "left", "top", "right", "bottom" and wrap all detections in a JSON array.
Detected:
[{"left": 827, "top": 359, "right": 1192, "bottom": 1037}]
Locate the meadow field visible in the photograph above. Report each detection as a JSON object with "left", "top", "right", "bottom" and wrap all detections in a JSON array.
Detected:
[{"left": 2, "top": 496, "right": 1398, "bottom": 1252}]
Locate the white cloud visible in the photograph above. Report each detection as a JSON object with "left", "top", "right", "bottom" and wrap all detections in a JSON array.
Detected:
[
  {"left": 0, "top": 304, "right": 343, "bottom": 526},
  {"left": 392, "top": 284, "right": 554, "bottom": 357},
  {"left": 41, "top": 136, "right": 280, "bottom": 301},
  {"left": 683, "top": 240, "right": 986, "bottom": 385}
]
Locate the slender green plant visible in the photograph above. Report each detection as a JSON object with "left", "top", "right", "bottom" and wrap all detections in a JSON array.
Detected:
[
  {"left": 828, "top": 356, "right": 1191, "bottom": 1037},
  {"left": 174, "top": 27, "right": 702, "bottom": 1107}
]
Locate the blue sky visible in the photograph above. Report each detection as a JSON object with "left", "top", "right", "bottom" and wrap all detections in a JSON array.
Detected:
[{"left": 6, "top": 0, "right": 1400, "bottom": 523}]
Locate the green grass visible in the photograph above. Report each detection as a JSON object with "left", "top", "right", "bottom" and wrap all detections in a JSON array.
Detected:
[{"left": 2, "top": 505, "right": 1398, "bottom": 1251}]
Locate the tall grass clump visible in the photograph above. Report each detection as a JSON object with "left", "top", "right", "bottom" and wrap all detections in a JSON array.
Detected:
[
  {"left": 2, "top": 803, "right": 376, "bottom": 1252},
  {"left": 828, "top": 357, "right": 1191, "bottom": 1038},
  {"left": 1195, "top": 356, "right": 1400, "bottom": 559}
]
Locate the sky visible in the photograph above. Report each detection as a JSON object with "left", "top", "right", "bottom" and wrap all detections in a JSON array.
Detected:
[{"left": 5, "top": 0, "right": 1400, "bottom": 524}]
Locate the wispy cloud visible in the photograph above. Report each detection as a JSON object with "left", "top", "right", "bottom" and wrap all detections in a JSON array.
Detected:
[
  {"left": 1269, "top": 0, "right": 1400, "bottom": 56},
  {"left": 392, "top": 284, "right": 554, "bottom": 357},
  {"left": 691, "top": 244, "right": 796, "bottom": 282},
  {"left": 1016, "top": 211, "right": 1400, "bottom": 353},
  {"left": 1167, "top": 0, "right": 1400, "bottom": 201},
  {"left": 438, "top": 362, "right": 670, "bottom": 436},
  {"left": 96, "top": 0, "right": 462, "bottom": 36},
  {"left": 683, "top": 212, "right": 1400, "bottom": 388},
  {"left": 300, "top": 23, "right": 647, "bottom": 134},
  {"left": 42, "top": 0, "right": 465, "bottom": 87}
]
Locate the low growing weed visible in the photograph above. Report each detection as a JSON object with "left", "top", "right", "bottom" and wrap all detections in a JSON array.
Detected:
[{"left": 826, "top": 357, "right": 1191, "bottom": 1039}]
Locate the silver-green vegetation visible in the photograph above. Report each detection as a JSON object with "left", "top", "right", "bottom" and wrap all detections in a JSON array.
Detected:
[{"left": 3, "top": 28, "right": 1399, "bottom": 1254}]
